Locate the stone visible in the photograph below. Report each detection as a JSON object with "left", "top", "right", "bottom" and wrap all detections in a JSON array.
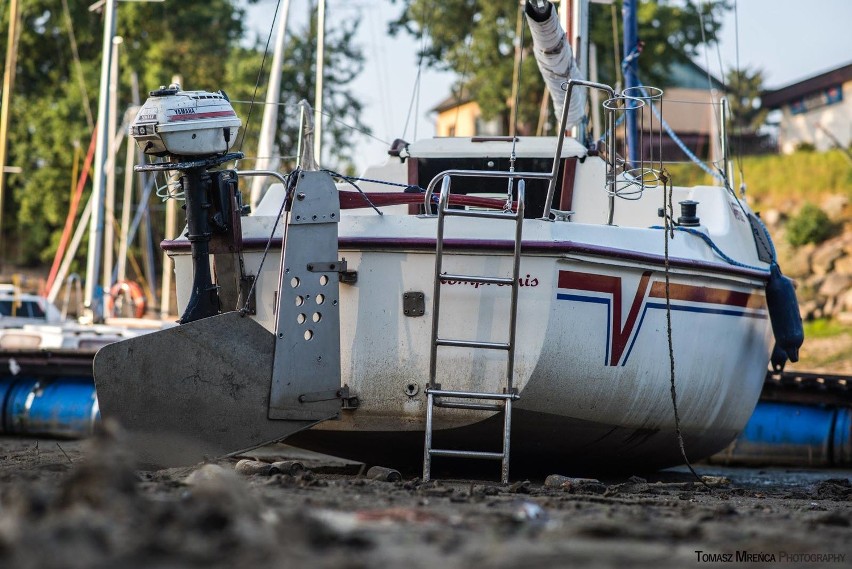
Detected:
[
  {"left": 811, "top": 238, "right": 845, "bottom": 276},
  {"left": 834, "top": 255, "right": 852, "bottom": 275},
  {"left": 821, "top": 194, "right": 848, "bottom": 220},
  {"left": 836, "top": 312, "right": 852, "bottom": 325},
  {"left": 761, "top": 209, "right": 783, "bottom": 227},
  {"left": 818, "top": 273, "right": 852, "bottom": 298},
  {"left": 800, "top": 300, "right": 819, "bottom": 321},
  {"left": 779, "top": 242, "right": 814, "bottom": 279}
]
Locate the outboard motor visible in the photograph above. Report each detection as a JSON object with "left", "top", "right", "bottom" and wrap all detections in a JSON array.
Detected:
[
  {"left": 130, "top": 84, "right": 244, "bottom": 323},
  {"left": 97, "top": 85, "right": 341, "bottom": 467}
]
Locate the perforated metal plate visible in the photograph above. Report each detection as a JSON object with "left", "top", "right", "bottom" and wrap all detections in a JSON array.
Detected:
[{"left": 269, "top": 171, "right": 342, "bottom": 420}]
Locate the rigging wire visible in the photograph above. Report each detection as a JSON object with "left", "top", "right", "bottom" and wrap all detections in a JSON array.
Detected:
[
  {"left": 732, "top": 0, "right": 747, "bottom": 194},
  {"left": 321, "top": 169, "right": 383, "bottom": 215},
  {"left": 237, "top": 0, "right": 284, "bottom": 152},
  {"left": 240, "top": 170, "right": 296, "bottom": 315},
  {"left": 61, "top": 0, "right": 94, "bottom": 130},
  {"left": 402, "top": 0, "right": 434, "bottom": 140},
  {"left": 230, "top": 100, "right": 393, "bottom": 147}
]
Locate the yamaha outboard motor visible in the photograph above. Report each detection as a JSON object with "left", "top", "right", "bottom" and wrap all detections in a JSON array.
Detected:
[{"left": 130, "top": 84, "right": 243, "bottom": 323}]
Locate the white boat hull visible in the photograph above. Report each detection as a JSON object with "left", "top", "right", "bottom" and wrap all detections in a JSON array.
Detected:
[{"left": 169, "top": 207, "right": 773, "bottom": 470}]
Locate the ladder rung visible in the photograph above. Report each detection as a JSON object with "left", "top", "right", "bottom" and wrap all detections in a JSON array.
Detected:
[
  {"left": 439, "top": 273, "right": 514, "bottom": 286},
  {"left": 429, "top": 449, "right": 505, "bottom": 460},
  {"left": 436, "top": 338, "right": 510, "bottom": 350},
  {"left": 434, "top": 401, "right": 503, "bottom": 412},
  {"left": 442, "top": 208, "right": 518, "bottom": 221},
  {"left": 428, "top": 388, "right": 519, "bottom": 401}
]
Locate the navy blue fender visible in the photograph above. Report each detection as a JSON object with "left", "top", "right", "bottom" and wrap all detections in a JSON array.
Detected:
[{"left": 766, "top": 262, "right": 804, "bottom": 370}]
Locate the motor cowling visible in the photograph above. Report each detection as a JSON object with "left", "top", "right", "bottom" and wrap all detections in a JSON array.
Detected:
[{"left": 129, "top": 84, "right": 241, "bottom": 157}]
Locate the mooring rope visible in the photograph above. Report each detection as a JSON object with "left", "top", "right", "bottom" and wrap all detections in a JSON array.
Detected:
[{"left": 661, "top": 170, "right": 711, "bottom": 490}]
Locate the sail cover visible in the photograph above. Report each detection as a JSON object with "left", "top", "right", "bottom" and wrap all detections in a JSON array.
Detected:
[{"left": 525, "top": 1, "right": 586, "bottom": 130}]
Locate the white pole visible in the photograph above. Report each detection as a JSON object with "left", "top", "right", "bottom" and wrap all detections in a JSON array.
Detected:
[
  {"left": 313, "top": 0, "right": 325, "bottom": 164},
  {"left": 160, "top": 197, "right": 177, "bottom": 319},
  {"left": 571, "top": 0, "right": 589, "bottom": 145},
  {"left": 84, "top": 0, "right": 117, "bottom": 316},
  {"left": 117, "top": 106, "right": 137, "bottom": 283},
  {"left": 249, "top": 0, "right": 291, "bottom": 210},
  {"left": 48, "top": 195, "right": 94, "bottom": 304},
  {"left": 103, "top": 35, "right": 122, "bottom": 293}
]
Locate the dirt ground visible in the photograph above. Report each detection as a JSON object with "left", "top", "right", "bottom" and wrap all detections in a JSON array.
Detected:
[{"left": 0, "top": 427, "right": 850, "bottom": 569}]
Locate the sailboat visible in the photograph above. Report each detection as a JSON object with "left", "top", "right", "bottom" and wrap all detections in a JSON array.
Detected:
[{"left": 93, "top": 1, "right": 802, "bottom": 480}]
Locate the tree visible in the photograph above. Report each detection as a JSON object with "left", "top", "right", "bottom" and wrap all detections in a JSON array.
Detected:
[
  {"left": 226, "top": 5, "right": 369, "bottom": 173},
  {"left": 0, "top": 0, "right": 366, "bottom": 265},
  {"left": 726, "top": 66, "right": 767, "bottom": 133},
  {"left": 390, "top": 0, "right": 730, "bottom": 134}
]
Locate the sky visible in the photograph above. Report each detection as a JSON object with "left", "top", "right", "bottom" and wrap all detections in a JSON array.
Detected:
[{"left": 243, "top": 0, "right": 852, "bottom": 171}]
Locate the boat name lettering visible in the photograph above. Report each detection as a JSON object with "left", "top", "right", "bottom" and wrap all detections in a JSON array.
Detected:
[
  {"left": 728, "top": 200, "right": 746, "bottom": 222},
  {"left": 440, "top": 273, "right": 539, "bottom": 288}
]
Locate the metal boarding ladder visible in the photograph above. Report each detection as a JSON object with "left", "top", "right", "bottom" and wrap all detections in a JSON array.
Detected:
[{"left": 422, "top": 170, "right": 549, "bottom": 484}]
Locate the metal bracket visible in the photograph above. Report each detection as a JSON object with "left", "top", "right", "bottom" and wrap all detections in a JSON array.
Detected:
[
  {"left": 298, "top": 385, "right": 350, "bottom": 403},
  {"left": 307, "top": 261, "right": 346, "bottom": 273},
  {"left": 403, "top": 291, "right": 425, "bottom": 317}
]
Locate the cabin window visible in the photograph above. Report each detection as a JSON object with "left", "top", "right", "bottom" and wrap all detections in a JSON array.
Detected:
[
  {"left": 413, "top": 157, "right": 568, "bottom": 218},
  {"left": 0, "top": 300, "right": 46, "bottom": 318}
]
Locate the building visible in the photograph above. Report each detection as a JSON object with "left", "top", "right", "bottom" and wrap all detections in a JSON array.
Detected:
[
  {"left": 433, "top": 90, "right": 501, "bottom": 138},
  {"left": 431, "top": 59, "right": 727, "bottom": 162},
  {"left": 762, "top": 62, "right": 852, "bottom": 154}
]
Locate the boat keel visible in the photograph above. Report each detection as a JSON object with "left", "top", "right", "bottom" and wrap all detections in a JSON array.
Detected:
[{"left": 93, "top": 311, "right": 328, "bottom": 467}]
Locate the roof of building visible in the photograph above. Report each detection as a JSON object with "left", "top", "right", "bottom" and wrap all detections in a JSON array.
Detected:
[
  {"left": 663, "top": 58, "right": 725, "bottom": 91},
  {"left": 432, "top": 88, "right": 473, "bottom": 114},
  {"left": 762, "top": 62, "right": 852, "bottom": 109}
]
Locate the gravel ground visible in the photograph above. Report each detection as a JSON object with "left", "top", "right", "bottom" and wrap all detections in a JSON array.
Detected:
[{"left": 0, "top": 425, "right": 850, "bottom": 569}]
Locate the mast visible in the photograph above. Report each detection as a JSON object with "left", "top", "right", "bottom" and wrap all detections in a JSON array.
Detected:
[
  {"left": 313, "top": 0, "right": 325, "bottom": 165},
  {"left": 249, "top": 0, "right": 291, "bottom": 210},
  {"left": 103, "top": 35, "right": 122, "bottom": 292},
  {"left": 623, "top": 0, "right": 639, "bottom": 166},
  {"left": 0, "top": 0, "right": 22, "bottom": 270},
  {"left": 84, "top": 0, "right": 118, "bottom": 318}
]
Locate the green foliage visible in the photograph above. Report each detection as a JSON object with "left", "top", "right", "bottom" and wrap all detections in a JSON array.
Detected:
[
  {"left": 803, "top": 318, "right": 849, "bottom": 340},
  {"left": 786, "top": 203, "right": 836, "bottom": 247},
  {"left": 589, "top": 0, "right": 730, "bottom": 88},
  {"left": 666, "top": 150, "right": 852, "bottom": 208},
  {"left": 726, "top": 66, "right": 767, "bottom": 133},
  {"left": 0, "top": 0, "right": 365, "bottom": 265},
  {"left": 389, "top": 0, "right": 729, "bottom": 134}
]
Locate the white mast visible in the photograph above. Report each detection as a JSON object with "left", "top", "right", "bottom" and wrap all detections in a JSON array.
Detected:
[
  {"left": 84, "top": 0, "right": 117, "bottom": 318},
  {"left": 249, "top": 0, "right": 291, "bottom": 210},
  {"left": 103, "top": 35, "right": 122, "bottom": 293},
  {"left": 313, "top": 0, "right": 325, "bottom": 165}
]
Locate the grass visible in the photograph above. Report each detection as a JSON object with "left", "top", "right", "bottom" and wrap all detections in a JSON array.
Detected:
[
  {"left": 665, "top": 149, "right": 852, "bottom": 210},
  {"left": 803, "top": 318, "right": 849, "bottom": 339}
]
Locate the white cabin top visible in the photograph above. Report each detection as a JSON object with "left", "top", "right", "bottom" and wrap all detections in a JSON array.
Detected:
[{"left": 407, "top": 136, "right": 587, "bottom": 160}]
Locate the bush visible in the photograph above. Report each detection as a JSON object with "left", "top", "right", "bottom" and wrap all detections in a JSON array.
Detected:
[{"left": 786, "top": 203, "right": 837, "bottom": 247}]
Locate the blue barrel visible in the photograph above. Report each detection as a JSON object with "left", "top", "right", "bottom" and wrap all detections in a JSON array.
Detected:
[
  {"left": 724, "top": 401, "right": 837, "bottom": 466},
  {"left": 2, "top": 376, "right": 40, "bottom": 434},
  {"left": 833, "top": 408, "right": 851, "bottom": 466},
  {"left": 3, "top": 376, "right": 99, "bottom": 438}
]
